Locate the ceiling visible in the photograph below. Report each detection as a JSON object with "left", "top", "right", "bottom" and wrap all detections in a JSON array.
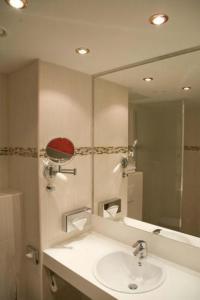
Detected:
[
  {"left": 0, "top": 0, "right": 200, "bottom": 75},
  {"left": 100, "top": 51, "right": 200, "bottom": 103}
]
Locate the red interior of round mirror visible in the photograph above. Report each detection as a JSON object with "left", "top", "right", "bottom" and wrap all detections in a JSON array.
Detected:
[
  {"left": 47, "top": 138, "right": 74, "bottom": 155},
  {"left": 46, "top": 138, "right": 75, "bottom": 162}
]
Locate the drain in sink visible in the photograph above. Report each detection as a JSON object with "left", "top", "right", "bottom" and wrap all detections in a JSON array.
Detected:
[{"left": 128, "top": 283, "right": 138, "bottom": 290}]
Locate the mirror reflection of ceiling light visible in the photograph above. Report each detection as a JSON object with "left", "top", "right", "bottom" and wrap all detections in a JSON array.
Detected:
[
  {"left": 182, "top": 86, "right": 191, "bottom": 91},
  {"left": 143, "top": 77, "right": 153, "bottom": 82},
  {"left": 5, "top": 0, "right": 27, "bottom": 9},
  {"left": 0, "top": 27, "right": 7, "bottom": 38},
  {"left": 75, "top": 48, "right": 90, "bottom": 55},
  {"left": 149, "top": 14, "right": 169, "bottom": 25}
]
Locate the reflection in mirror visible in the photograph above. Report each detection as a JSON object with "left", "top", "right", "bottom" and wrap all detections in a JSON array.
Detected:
[{"left": 93, "top": 50, "right": 200, "bottom": 240}]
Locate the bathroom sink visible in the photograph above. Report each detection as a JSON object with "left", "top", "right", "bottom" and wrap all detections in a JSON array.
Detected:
[{"left": 94, "top": 251, "right": 166, "bottom": 294}]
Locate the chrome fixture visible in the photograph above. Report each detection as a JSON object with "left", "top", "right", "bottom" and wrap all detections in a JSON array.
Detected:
[
  {"left": 182, "top": 86, "right": 191, "bottom": 91},
  {"left": 45, "top": 165, "right": 76, "bottom": 177},
  {"left": 43, "top": 137, "right": 77, "bottom": 190},
  {"left": 121, "top": 140, "right": 137, "bottom": 177},
  {"left": 0, "top": 27, "right": 7, "bottom": 38},
  {"left": 63, "top": 207, "right": 91, "bottom": 233},
  {"left": 153, "top": 228, "right": 162, "bottom": 235},
  {"left": 75, "top": 47, "right": 90, "bottom": 55},
  {"left": 5, "top": 0, "right": 28, "bottom": 9},
  {"left": 98, "top": 198, "right": 121, "bottom": 218},
  {"left": 44, "top": 164, "right": 77, "bottom": 191},
  {"left": 121, "top": 157, "right": 130, "bottom": 177},
  {"left": 132, "top": 240, "right": 147, "bottom": 265},
  {"left": 25, "top": 245, "right": 39, "bottom": 265},
  {"left": 143, "top": 77, "right": 153, "bottom": 82},
  {"left": 48, "top": 271, "right": 58, "bottom": 293},
  {"left": 149, "top": 13, "right": 169, "bottom": 26},
  {"left": 121, "top": 157, "right": 135, "bottom": 177}
]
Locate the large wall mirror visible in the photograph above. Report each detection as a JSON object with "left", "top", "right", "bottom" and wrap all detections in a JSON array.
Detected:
[{"left": 93, "top": 48, "right": 200, "bottom": 240}]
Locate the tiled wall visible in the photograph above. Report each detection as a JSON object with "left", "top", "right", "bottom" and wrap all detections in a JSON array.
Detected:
[
  {"left": 182, "top": 103, "right": 200, "bottom": 237},
  {"left": 4, "top": 60, "right": 93, "bottom": 300},
  {"left": 39, "top": 62, "right": 92, "bottom": 249},
  {"left": 128, "top": 102, "right": 143, "bottom": 220},
  {"left": 8, "top": 61, "right": 42, "bottom": 300},
  {"left": 94, "top": 78, "right": 128, "bottom": 216},
  {"left": 0, "top": 74, "right": 8, "bottom": 189},
  {"left": 0, "top": 192, "right": 22, "bottom": 300},
  {"left": 0, "top": 74, "right": 24, "bottom": 300}
]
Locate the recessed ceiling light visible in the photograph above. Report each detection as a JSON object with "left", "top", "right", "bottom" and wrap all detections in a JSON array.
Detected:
[
  {"left": 5, "top": 0, "right": 28, "bottom": 9},
  {"left": 149, "top": 13, "right": 169, "bottom": 26},
  {"left": 143, "top": 77, "right": 153, "bottom": 82},
  {"left": 0, "top": 27, "right": 7, "bottom": 38},
  {"left": 75, "top": 48, "right": 90, "bottom": 55},
  {"left": 182, "top": 86, "right": 191, "bottom": 91}
]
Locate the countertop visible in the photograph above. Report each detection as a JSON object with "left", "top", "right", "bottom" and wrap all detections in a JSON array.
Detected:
[{"left": 43, "top": 231, "right": 200, "bottom": 300}]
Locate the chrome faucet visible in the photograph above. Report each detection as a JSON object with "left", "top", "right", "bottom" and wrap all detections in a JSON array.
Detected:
[{"left": 132, "top": 240, "right": 147, "bottom": 261}]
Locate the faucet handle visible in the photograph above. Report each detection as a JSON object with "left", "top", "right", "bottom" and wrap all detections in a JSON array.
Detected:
[
  {"left": 132, "top": 240, "right": 147, "bottom": 259},
  {"left": 132, "top": 240, "right": 146, "bottom": 248}
]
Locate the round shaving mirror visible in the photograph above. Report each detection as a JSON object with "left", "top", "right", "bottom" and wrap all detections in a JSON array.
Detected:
[{"left": 46, "top": 137, "right": 75, "bottom": 164}]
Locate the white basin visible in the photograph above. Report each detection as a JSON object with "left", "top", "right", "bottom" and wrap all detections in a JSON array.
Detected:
[{"left": 94, "top": 251, "right": 166, "bottom": 294}]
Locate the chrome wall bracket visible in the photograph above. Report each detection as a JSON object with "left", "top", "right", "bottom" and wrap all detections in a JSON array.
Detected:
[
  {"left": 45, "top": 165, "right": 77, "bottom": 177},
  {"left": 44, "top": 163, "right": 77, "bottom": 191},
  {"left": 25, "top": 245, "right": 39, "bottom": 265}
]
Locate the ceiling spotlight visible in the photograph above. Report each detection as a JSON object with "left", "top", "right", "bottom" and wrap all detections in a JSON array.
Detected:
[
  {"left": 143, "top": 77, "right": 153, "bottom": 82},
  {"left": 0, "top": 27, "right": 7, "bottom": 38},
  {"left": 5, "top": 0, "right": 28, "bottom": 9},
  {"left": 182, "top": 86, "right": 191, "bottom": 91},
  {"left": 149, "top": 13, "right": 169, "bottom": 26},
  {"left": 75, "top": 48, "right": 90, "bottom": 55}
]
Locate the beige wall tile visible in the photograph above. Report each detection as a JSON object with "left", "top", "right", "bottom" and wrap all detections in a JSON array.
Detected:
[
  {"left": 39, "top": 62, "right": 92, "bottom": 249},
  {"left": 0, "top": 74, "right": 8, "bottom": 146},
  {"left": 8, "top": 61, "right": 41, "bottom": 300},
  {"left": 8, "top": 62, "right": 38, "bottom": 147},
  {"left": 94, "top": 78, "right": 128, "bottom": 147},
  {"left": 39, "top": 62, "right": 92, "bottom": 148},
  {"left": 127, "top": 172, "right": 143, "bottom": 220},
  {"left": 94, "top": 153, "right": 127, "bottom": 216},
  {"left": 0, "top": 192, "right": 22, "bottom": 300},
  {"left": 0, "top": 74, "right": 8, "bottom": 189},
  {"left": 93, "top": 78, "right": 128, "bottom": 220}
]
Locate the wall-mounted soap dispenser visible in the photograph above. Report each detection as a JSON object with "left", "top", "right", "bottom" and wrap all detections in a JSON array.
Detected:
[{"left": 43, "top": 137, "right": 77, "bottom": 190}]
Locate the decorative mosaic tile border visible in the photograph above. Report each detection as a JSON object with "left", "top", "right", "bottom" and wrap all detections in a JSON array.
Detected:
[
  {"left": 40, "top": 146, "right": 128, "bottom": 157},
  {"left": 39, "top": 147, "right": 94, "bottom": 157},
  {"left": 0, "top": 147, "right": 9, "bottom": 156},
  {"left": 75, "top": 147, "right": 94, "bottom": 155},
  {"left": 0, "top": 147, "right": 37, "bottom": 158},
  {"left": 94, "top": 146, "right": 128, "bottom": 154},
  {"left": 0, "top": 146, "right": 129, "bottom": 158},
  {"left": 184, "top": 146, "right": 200, "bottom": 152},
  {"left": 3, "top": 145, "right": 199, "bottom": 157}
]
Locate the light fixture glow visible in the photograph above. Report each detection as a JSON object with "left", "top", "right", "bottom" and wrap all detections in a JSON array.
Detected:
[
  {"left": 182, "top": 86, "right": 191, "bottom": 91},
  {"left": 0, "top": 27, "right": 7, "bottom": 38},
  {"left": 5, "top": 0, "right": 27, "bottom": 9},
  {"left": 149, "top": 13, "right": 169, "bottom": 25},
  {"left": 143, "top": 77, "right": 153, "bottom": 82},
  {"left": 75, "top": 47, "right": 90, "bottom": 55}
]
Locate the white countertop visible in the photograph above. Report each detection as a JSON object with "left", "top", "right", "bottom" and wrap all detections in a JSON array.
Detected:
[{"left": 43, "top": 231, "right": 200, "bottom": 300}]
